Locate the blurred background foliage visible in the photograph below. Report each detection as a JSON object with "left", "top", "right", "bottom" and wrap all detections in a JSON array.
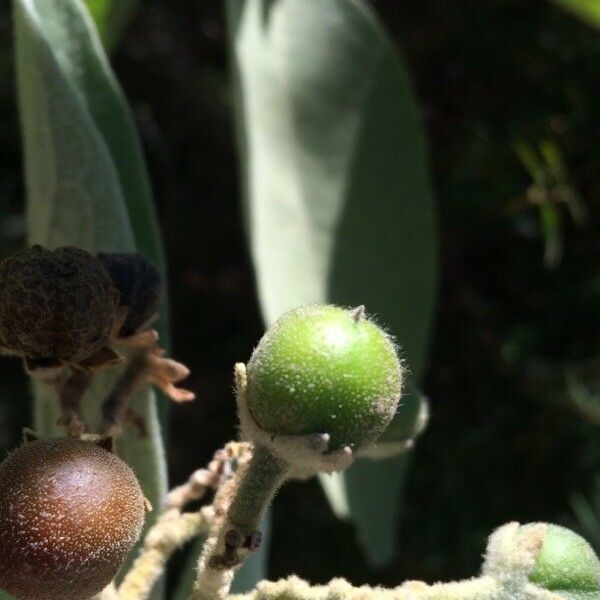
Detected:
[{"left": 0, "top": 0, "right": 599, "bottom": 592}]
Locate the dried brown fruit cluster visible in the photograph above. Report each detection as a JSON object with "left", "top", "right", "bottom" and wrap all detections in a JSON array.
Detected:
[
  {"left": 0, "top": 245, "right": 193, "bottom": 436},
  {"left": 0, "top": 246, "right": 167, "bottom": 371},
  {"left": 0, "top": 245, "right": 120, "bottom": 372}
]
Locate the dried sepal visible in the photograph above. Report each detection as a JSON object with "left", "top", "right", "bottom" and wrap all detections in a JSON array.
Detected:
[
  {"left": 102, "top": 330, "right": 194, "bottom": 436},
  {"left": 358, "top": 396, "right": 430, "bottom": 460}
]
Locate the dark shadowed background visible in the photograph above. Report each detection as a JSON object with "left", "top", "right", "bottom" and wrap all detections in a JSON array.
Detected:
[{"left": 0, "top": 0, "right": 599, "bottom": 590}]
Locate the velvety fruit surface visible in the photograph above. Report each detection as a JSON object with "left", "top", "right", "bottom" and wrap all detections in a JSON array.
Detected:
[
  {"left": 246, "top": 305, "right": 403, "bottom": 450},
  {"left": 0, "top": 438, "right": 146, "bottom": 600},
  {"left": 528, "top": 523, "right": 600, "bottom": 593}
]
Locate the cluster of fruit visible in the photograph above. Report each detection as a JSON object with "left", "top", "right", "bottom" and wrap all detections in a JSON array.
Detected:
[
  {"left": 0, "top": 253, "right": 597, "bottom": 600},
  {"left": 0, "top": 246, "right": 160, "bottom": 375}
]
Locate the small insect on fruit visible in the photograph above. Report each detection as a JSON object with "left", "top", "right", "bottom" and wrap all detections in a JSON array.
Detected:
[
  {"left": 0, "top": 245, "right": 120, "bottom": 376},
  {"left": 0, "top": 437, "right": 147, "bottom": 600}
]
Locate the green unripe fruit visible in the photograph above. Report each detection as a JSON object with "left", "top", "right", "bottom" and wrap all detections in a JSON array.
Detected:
[
  {"left": 528, "top": 524, "right": 600, "bottom": 594},
  {"left": 485, "top": 522, "right": 600, "bottom": 597},
  {"left": 245, "top": 305, "right": 403, "bottom": 451}
]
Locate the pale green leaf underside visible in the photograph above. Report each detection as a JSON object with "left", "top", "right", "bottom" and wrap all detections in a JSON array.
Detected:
[
  {"left": 13, "top": 1, "right": 167, "bottom": 595},
  {"left": 228, "top": 0, "right": 437, "bottom": 565},
  {"left": 18, "top": 0, "right": 168, "bottom": 319}
]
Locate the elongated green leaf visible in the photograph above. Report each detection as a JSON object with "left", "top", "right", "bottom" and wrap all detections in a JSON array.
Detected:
[
  {"left": 13, "top": 0, "right": 167, "bottom": 593},
  {"left": 228, "top": 0, "right": 437, "bottom": 565},
  {"left": 553, "top": 0, "right": 600, "bottom": 30},
  {"left": 85, "top": 0, "right": 140, "bottom": 50}
]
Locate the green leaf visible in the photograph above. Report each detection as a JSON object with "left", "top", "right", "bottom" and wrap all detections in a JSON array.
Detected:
[
  {"left": 553, "top": 0, "right": 600, "bottom": 30},
  {"left": 85, "top": 0, "right": 139, "bottom": 50},
  {"left": 13, "top": 0, "right": 168, "bottom": 593},
  {"left": 227, "top": 0, "right": 437, "bottom": 564}
]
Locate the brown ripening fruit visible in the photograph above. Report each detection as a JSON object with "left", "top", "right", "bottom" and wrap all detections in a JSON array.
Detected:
[{"left": 0, "top": 438, "right": 146, "bottom": 600}]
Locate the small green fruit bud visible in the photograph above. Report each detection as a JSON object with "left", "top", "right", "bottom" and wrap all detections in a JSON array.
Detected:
[
  {"left": 200, "top": 305, "right": 404, "bottom": 576},
  {"left": 245, "top": 304, "right": 403, "bottom": 452},
  {"left": 528, "top": 524, "right": 600, "bottom": 594},
  {"left": 483, "top": 522, "right": 600, "bottom": 596}
]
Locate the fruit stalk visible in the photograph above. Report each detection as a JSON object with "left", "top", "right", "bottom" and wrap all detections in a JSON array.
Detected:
[
  {"left": 94, "top": 583, "right": 119, "bottom": 600},
  {"left": 102, "top": 352, "right": 149, "bottom": 434},
  {"left": 57, "top": 369, "right": 93, "bottom": 436},
  {"left": 118, "top": 444, "right": 247, "bottom": 600},
  {"left": 226, "top": 521, "right": 600, "bottom": 599},
  {"left": 226, "top": 444, "right": 288, "bottom": 534},
  {"left": 190, "top": 444, "right": 288, "bottom": 600},
  {"left": 227, "top": 575, "right": 503, "bottom": 600},
  {"left": 118, "top": 508, "right": 212, "bottom": 600},
  {"left": 192, "top": 305, "right": 405, "bottom": 600}
]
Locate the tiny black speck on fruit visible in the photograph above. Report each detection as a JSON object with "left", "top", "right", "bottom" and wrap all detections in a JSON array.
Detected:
[
  {"left": 0, "top": 246, "right": 119, "bottom": 364},
  {"left": 0, "top": 438, "right": 146, "bottom": 600},
  {"left": 98, "top": 252, "right": 161, "bottom": 337},
  {"left": 245, "top": 305, "right": 403, "bottom": 450}
]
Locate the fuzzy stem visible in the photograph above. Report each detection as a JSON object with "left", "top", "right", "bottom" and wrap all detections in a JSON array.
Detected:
[
  {"left": 57, "top": 369, "right": 93, "bottom": 436},
  {"left": 227, "top": 575, "right": 503, "bottom": 600},
  {"left": 102, "top": 353, "right": 148, "bottom": 434},
  {"left": 93, "top": 582, "right": 119, "bottom": 600},
  {"left": 227, "top": 444, "right": 288, "bottom": 532},
  {"left": 167, "top": 443, "right": 248, "bottom": 510},
  {"left": 190, "top": 444, "right": 289, "bottom": 600},
  {"left": 118, "top": 508, "right": 213, "bottom": 600}
]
